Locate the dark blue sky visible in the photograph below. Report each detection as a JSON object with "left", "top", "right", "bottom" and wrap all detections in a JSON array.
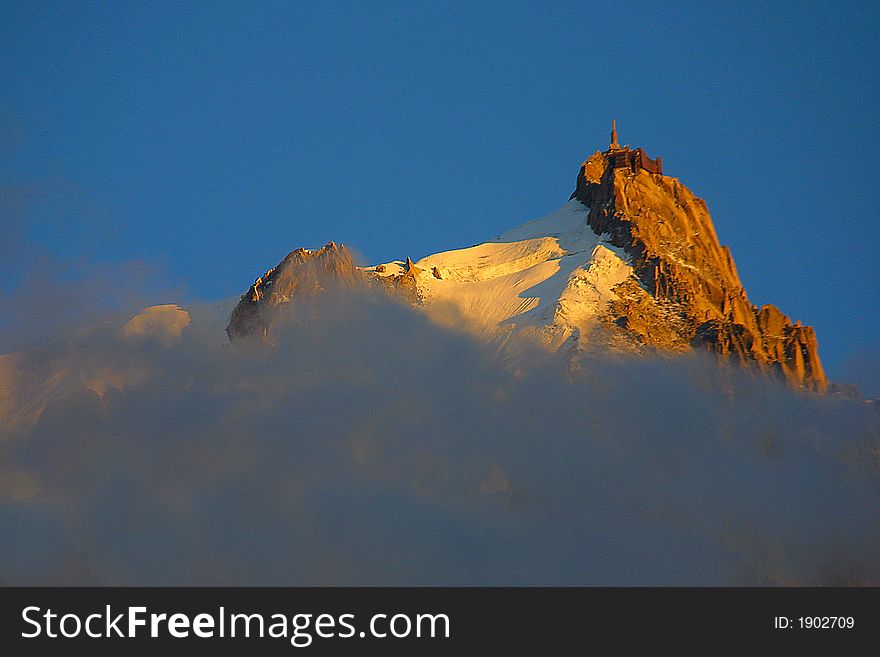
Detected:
[{"left": 1, "top": 1, "right": 878, "bottom": 391}]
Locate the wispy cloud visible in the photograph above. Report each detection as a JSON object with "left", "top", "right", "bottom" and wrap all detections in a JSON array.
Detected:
[{"left": 1, "top": 287, "right": 877, "bottom": 585}]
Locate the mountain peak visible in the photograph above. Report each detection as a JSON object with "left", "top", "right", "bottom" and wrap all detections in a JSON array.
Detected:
[
  {"left": 226, "top": 135, "right": 827, "bottom": 392},
  {"left": 571, "top": 141, "right": 826, "bottom": 392},
  {"left": 226, "top": 242, "right": 362, "bottom": 341}
]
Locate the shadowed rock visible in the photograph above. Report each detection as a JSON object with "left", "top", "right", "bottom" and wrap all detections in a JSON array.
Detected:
[{"left": 226, "top": 242, "right": 366, "bottom": 340}]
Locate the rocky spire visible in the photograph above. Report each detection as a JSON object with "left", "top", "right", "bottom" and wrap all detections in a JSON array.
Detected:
[{"left": 571, "top": 150, "right": 828, "bottom": 392}]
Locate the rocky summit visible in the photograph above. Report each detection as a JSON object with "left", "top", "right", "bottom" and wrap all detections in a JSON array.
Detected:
[{"left": 227, "top": 124, "right": 827, "bottom": 393}]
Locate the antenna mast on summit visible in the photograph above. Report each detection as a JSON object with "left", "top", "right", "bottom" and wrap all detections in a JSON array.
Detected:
[{"left": 609, "top": 119, "right": 620, "bottom": 151}]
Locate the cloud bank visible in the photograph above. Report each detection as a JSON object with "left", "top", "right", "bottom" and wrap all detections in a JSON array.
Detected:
[{"left": 0, "top": 288, "right": 878, "bottom": 585}]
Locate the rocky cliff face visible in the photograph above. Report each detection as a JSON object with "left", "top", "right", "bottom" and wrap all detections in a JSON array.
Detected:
[{"left": 572, "top": 150, "right": 827, "bottom": 392}]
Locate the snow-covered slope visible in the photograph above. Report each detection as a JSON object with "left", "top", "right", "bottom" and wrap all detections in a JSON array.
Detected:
[{"left": 364, "top": 200, "right": 634, "bottom": 351}]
